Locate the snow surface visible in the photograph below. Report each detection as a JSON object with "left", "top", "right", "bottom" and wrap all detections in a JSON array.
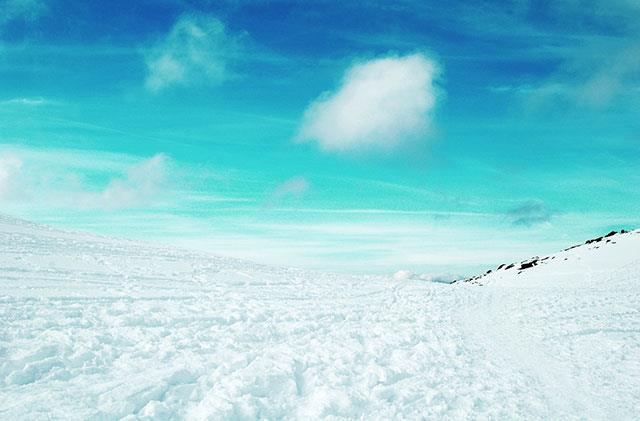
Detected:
[{"left": 1, "top": 214, "right": 639, "bottom": 420}]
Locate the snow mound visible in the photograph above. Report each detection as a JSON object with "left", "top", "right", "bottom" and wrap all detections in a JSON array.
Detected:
[
  {"left": 392, "top": 270, "right": 413, "bottom": 281},
  {"left": 393, "top": 271, "right": 460, "bottom": 284},
  {"left": 1, "top": 215, "right": 640, "bottom": 419}
]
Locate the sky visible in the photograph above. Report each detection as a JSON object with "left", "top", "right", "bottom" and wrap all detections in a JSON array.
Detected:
[{"left": 1, "top": 0, "right": 639, "bottom": 274}]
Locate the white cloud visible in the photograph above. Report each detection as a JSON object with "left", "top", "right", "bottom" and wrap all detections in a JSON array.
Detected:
[
  {"left": 297, "top": 53, "right": 441, "bottom": 153},
  {"left": 0, "top": 155, "right": 22, "bottom": 200},
  {"left": 145, "top": 13, "right": 236, "bottom": 92},
  {"left": 95, "top": 154, "right": 168, "bottom": 210},
  {"left": 0, "top": 147, "right": 170, "bottom": 210}
]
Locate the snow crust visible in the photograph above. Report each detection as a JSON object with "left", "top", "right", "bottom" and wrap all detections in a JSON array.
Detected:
[{"left": 1, "top": 214, "right": 639, "bottom": 419}]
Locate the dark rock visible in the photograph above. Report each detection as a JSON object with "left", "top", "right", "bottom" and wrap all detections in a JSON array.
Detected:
[
  {"left": 585, "top": 236, "right": 603, "bottom": 244},
  {"left": 519, "top": 260, "right": 538, "bottom": 270}
]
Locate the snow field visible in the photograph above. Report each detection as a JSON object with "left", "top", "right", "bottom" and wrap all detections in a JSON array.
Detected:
[{"left": 1, "top": 215, "right": 639, "bottom": 419}]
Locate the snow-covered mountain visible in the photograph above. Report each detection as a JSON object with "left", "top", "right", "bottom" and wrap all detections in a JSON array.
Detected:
[
  {"left": 461, "top": 229, "right": 640, "bottom": 287},
  {"left": 1, "top": 214, "right": 639, "bottom": 419}
]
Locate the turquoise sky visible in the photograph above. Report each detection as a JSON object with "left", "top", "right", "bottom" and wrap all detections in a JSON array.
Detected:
[{"left": 1, "top": 0, "right": 639, "bottom": 274}]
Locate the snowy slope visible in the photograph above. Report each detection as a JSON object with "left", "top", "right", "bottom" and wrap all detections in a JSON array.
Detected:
[
  {"left": 1, "top": 215, "right": 639, "bottom": 420},
  {"left": 462, "top": 229, "right": 640, "bottom": 287}
]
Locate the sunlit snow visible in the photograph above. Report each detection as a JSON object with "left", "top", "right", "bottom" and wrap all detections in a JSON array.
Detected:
[{"left": 1, "top": 214, "right": 639, "bottom": 419}]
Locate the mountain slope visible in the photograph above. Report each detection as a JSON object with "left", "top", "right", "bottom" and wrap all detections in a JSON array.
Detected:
[
  {"left": 1, "top": 215, "right": 639, "bottom": 419},
  {"left": 461, "top": 229, "right": 640, "bottom": 287}
]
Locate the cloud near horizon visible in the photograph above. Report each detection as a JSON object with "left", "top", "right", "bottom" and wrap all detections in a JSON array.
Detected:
[
  {"left": 145, "top": 13, "right": 236, "bottom": 92},
  {"left": 0, "top": 148, "right": 170, "bottom": 211},
  {"left": 0, "top": 155, "right": 22, "bottom": 201},
  {"left": 297, "top": 53, "right": 441, "bottom": 153}
]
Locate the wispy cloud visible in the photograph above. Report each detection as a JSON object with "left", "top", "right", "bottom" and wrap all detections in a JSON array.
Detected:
[
  {"left": 272, "top": 176, "right": 309, "bottom": 199},
  {"left": 0, "top": 0, "right": 46, "bottom": 27},
  {"left": 506, "top": 200, "right": 556, "bottom": 227},
  {"left": 94, "top": 154, "right": 168, "bottom": 210},
  {"left": 145, "top": 13, "right": 239, "bottom": 92},
  {"left": 0, "top": 97, "right": 58, "bottom": 107},
  {"left": 476, "top": 1, "right": 640, "bottom": 109},
  {"left": 297, "top": 53, "right": 441, "bottom": 153},
  {"left": 265, "top": 176, "right": 310, "bottom": 207},
  {"left": 515, "top": 43, "right": 640, "bottom": 109}
]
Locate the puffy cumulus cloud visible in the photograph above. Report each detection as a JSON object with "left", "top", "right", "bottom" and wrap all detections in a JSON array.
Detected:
[
  {"left": 0, "top": 155, "right": 23, "bottom": 200},
  {"left": 297, "top": 53, "right": 441, "bottom": 153},
  {"left": 145, "top": 13, "right": 238, "bottom": 92},
  {"left": 506, "top": 200, "right": 556, "bottom": 227},
  {"left": 96, "top": 154, "right": 168, "bottom": 210}
]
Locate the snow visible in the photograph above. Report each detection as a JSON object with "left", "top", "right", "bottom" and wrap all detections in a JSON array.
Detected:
[
  {"left": 392, "top": 270, "right": 413, "bottom": 281},
  {"left": 1, "top": 214, "right": 639, "bottom": 419}
]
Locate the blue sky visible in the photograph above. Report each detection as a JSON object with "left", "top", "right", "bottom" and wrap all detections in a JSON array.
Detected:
[{"left": 1, "top": 0, "right": 639, "bottom": 274}]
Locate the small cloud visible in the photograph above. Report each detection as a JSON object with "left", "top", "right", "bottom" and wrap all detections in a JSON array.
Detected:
[
  {"left": 0, "top": 97, "right": 56, "bottom": 107},
  {"left": 271, "top": 176, "right": 309, "bottom": 200},
  {"left": 95, "top": 154, "right": 168, "bottom": 210},
  {"left": 0, "top": 154, "right": 23, "bottom": 200},
  {"left": 145, "top": 13, "right": 238, "bottom": 92},
  {"left": 297, "top": 53, "right": 441, "bottom": 153},
  {"left": 264, "top": 176, "right": 310, "bottom": 208},
  {"left": 506, "top": 200, "right": 555, "bottom": 227}
]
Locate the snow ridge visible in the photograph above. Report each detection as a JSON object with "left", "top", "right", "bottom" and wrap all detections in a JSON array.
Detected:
[{"left": 459, "top": 229, "right": 640, "bottom": 286}]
